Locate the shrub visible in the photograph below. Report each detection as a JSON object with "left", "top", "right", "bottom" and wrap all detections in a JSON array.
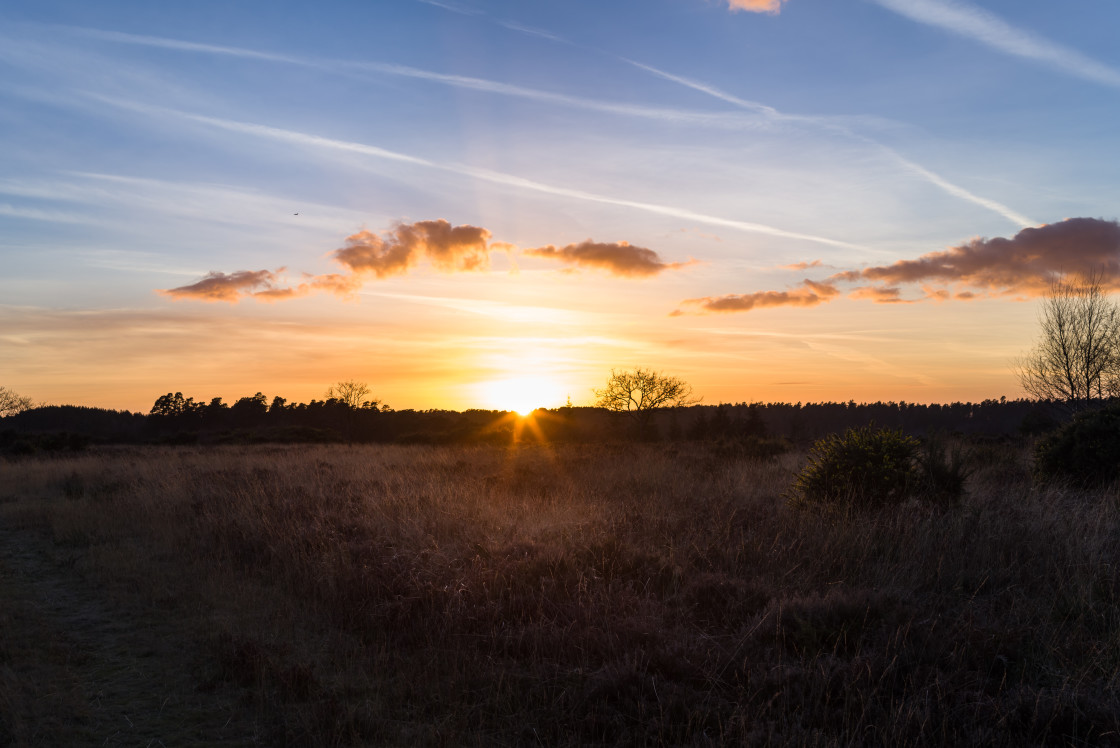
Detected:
[
  {"left": 1034, "top": 402, "right": 1120, "bottom": 488},
  {"left": 789, "top": 426, "right": 920, "bottom": 509},
  {"left": 916, "top": 435, "right": 971, "bottom": 505}
]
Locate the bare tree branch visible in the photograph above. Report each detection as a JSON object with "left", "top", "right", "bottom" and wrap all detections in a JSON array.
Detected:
[
  {"left": 325, "top": 380, "right": 378, "bottom": 410},
  {"left": 0, "top": 386, "right": 34, "bottom": 417},
  {"left": 1016, "top": 272, "right": 1120, "bottom": 411},
  {"left": 594, "top": 368, "right": 699, "bottom": 430}
]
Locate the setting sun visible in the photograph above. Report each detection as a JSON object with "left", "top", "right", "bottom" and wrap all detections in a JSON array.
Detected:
[{"left": 479, "top": 375, "right": 567, "bottom": 415}]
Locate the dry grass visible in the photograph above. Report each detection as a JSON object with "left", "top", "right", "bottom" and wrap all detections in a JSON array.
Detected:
[{"left": 1, "top": 440, "right": 1118, "bottom": 745}]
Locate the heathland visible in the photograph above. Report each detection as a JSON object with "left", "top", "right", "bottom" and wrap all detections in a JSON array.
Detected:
[{"left": 1, "top": 437, "right": 1117, "bottom": 746}]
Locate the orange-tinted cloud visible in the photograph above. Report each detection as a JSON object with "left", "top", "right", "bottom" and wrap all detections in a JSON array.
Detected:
[
  {"left": 728, "top": 0, "right": 787, "bottom": 13},
  {"left": 835, "top": 218, "right": 1120, "bottom": 296},
  {"left": 333, "top": 219, "right": 492, "bottom": 278},
  {"left": 305, "top": 272, "right": 363, "bottom": 298},
  {"left": 159, "top": 269, "right": 295, "bottom": 303},
  {"left": 781, "top": 259, "right": 823, "bottom": 271},
  {"left": 159, "top": 220, "right": 686, "bottom": 304},
  {"left": 675, "top": 218, "right": 1120, "bottom": 315},
  {"left": 524, "top": 240, "right": 692, "bottom": 277},
  {"left": 848, "top": 286, "right": 912, "bottom": 304},
  {"left": 160, "top": 268, "right": 366, "bottom": 304},
  {"left": 678, "top": 279, "right": 839, "bottom": 314}
]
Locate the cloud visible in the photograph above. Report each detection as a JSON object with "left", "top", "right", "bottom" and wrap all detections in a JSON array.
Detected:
[
  {"left": 414, "top": 0, "right": 482, "bottom": 15},
  {"left": 781, "top": 259, "right": 823, "bottom": 271},
  {"left": 159, "top": 269, "right": 295, "bottom": 303},
  {"left": 836, "top": 217, "right": 1120, "bottom": 295},
  {"left": 305, "top": 273, "right": 363, "bottom": 298},
  {"left": 160, "top": 220, "right": 689, "bottom": 303},
  {"left": 94, "top": 95, "right": 864, "bottom": 253},
  {"left": 333, "top": 220, "right": 492, "bottom": 279},
  {"left": 524, "top": 240, "right": 692, "bottom": 277},
  {"left": 868, "top": 0, "right": 1120, "bottom": 89},
  {"left": 848, "top": 286, "right": 912, "bottom": 304},
  {"left": 728, "top": 0, "right": 786, "bottom": 13},
  {"left": 674, "top": 218, "right": 1120, "bottom": 315},
  {"left": 624, "top": 60, "right": 1033, "bottom": 228},
  {"left": 678, "top": 279, "right": 840, "bottom": 313}
]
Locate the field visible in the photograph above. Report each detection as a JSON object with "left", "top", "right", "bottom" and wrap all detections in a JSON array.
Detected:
[{"left": 1, "top": 441, "right": 1118, "bottom": 746}]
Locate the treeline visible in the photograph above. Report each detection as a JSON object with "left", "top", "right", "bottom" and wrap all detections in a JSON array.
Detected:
[{"left": 0, "top": 390, "right": 1061, "bottom": 455}]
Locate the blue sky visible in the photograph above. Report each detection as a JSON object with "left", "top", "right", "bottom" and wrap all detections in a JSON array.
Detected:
[{"left": 2, "top": 0, "right": 1119, "bottom": 411}]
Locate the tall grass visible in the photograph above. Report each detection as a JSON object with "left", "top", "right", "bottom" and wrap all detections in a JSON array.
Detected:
[{"left": 1, "top": 440, "right": 1118, "bottom": 745}]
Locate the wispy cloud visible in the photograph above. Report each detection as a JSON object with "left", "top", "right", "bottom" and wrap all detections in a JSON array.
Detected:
[
  {"left": 0, "top": 172, "right": 364, "bottom": 235},
  {"left": 496, "top": 20, "right": 569, "bottom": 44},
  {"left": 65, "top": 23, "right": 1033, "bottom": 230},
  {"left": 63, "top": 25, "right": 773, "bottom": 130},
  {"left": 625, "top": 58, "right": 1033, "bottom": 228},
  {"left": 0, "top": 202, "right": 98, "bottom": 225},
  {"left": 159, "top": 269, "right": 293, "bottom": 302},
  {"left": 781, "top": 259, "right": 823, "bottom": 271},
  {"left": 869, "top": 0, "right": 1120, "bottom": 88},
  {"left": 66, "top": 27, "right": 305, "bottom": 65},
  {"left": 413, "top": 0, "right": 483, "bottom": 15},
  {"left": 92, "top": 94, "right": 864, "bottom": 252},
  {"left": 361, "top": 292, "right": 591, "bottom": 325},
  {"left": 676, "top": 279, "right": 840, "bottom": 314},
  {"left": 675, "top": 217, "right": 1120, "bottom": 314},
  {"left": 879, "top": 147, "right": 1033, "bottom": 228},
  {"left": 524, "top": 240, "right": 695, "bottom": 277}
]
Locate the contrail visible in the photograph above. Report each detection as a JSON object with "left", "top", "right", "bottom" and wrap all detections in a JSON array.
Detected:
[
  {"left": 67, "top": 23, "right": 1037, "bottom": 228},
  {"left": 64, "top": 26, "right": 769, "bottom": 130},
  {"left": 869, "top": 0, "right": 1120, "bottom": 89},
  {"left": 624, "top": 58, "right": 1035, "bottom": 228},
  {"left": 91, "top": 94, "right": 868, "bottom": 252}
]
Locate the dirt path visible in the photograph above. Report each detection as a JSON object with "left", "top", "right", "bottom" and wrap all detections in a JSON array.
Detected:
[{"left": 0, "top": 525, "right": 262, "bottom": 746}]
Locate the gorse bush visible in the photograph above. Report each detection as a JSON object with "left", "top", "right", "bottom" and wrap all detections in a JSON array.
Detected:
[
  {"left": 790, "top": 426, "right": 920, "bottom": 508},
  {"left": 791, "top": 427, "right": 970, "bottom": 509},
  {"left": 1035, "top": 402, "right": 1120, "bottom": 488},
  {"left": 916, "top": 435, "right": 972, "bottom": 505}
]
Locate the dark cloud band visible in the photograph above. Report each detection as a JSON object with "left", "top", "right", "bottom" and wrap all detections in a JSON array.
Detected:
[{"left": 676, "top": 218, "right": 1120, "bottom": 315}]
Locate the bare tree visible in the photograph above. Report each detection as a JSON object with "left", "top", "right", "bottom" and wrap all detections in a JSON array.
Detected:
[
  {"left": 595, "top": 368, "right": 699, "bottom": 430},
  {"left": 326, "top": 380, "right": 380, "bottom": 410},
  {"left": 0, "top": 386, "right": 33, "bottom": 417},
  {"left": 1016, "top": 273, "right": 1120, "bottom": 411}
]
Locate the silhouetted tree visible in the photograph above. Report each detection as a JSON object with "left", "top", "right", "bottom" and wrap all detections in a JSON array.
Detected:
[
  {"left": 201, "top": 397, "right": 229, "bottom": 428},
  {"left": 595, "top": 368, "right": 699, "bottom": 434},
  {"left": 326, "top": 380, "right": 383, "bottom": 410},
  {"left": 231, "top": 392, "right": 269, "bottom": 428},
  {"left": 0, "top": 386, "right": 34, "bottom": 417},
  {"left": 150, "top": 392, "right": 196, "bottom": 417},
  {"left": 1016, "top": 274, "right": 1120, "bottom": 411}
]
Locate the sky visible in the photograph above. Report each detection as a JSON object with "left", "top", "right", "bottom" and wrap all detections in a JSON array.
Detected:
[{"left": 2, "top": 0, "right": 1119, "bottom": 413}]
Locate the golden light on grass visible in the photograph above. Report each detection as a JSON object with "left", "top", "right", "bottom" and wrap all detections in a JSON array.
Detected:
[{"left": 478, "top": 375, "right": 566, "bottom": 415}]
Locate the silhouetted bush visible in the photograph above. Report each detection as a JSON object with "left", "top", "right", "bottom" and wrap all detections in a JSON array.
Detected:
[
  {"left": 0, "top": 430, "right": 91, "bottom": 456},
  {"left": 916, "top": 435, "right": 971, "bottom": 505},
  {"left": 1034, "top": 402, "right": 1120, "bottom": 488},
  {"left": 790, "top": 426, "right": 920, "bottom": 509}
]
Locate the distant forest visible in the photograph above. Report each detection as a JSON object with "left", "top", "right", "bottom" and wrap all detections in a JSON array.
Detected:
[{"left": 0, "top": 390, "right": 1061, "bottom": 455}]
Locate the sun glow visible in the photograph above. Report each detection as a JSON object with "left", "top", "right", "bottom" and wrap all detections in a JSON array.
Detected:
[{"left": 480, "top": 375, "right": 566, "bottom": 415}]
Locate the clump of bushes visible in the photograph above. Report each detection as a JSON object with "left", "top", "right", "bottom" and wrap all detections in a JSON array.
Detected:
[
  {"left": 1034, "top": 403, "right": 1120, "bottom": 488},
  {"left": 789, "top": 426, "right": 968, "bottom": 509},
  {"left": 917, "top": 435, "right": 972, "bottom": 505}
]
